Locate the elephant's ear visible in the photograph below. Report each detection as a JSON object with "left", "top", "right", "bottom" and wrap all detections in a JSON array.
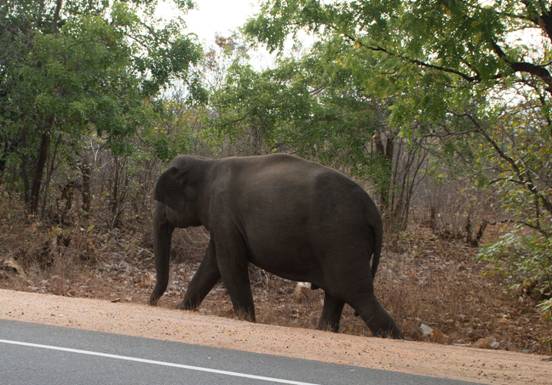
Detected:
[{"left": 154, "top": 166, "right": 188, "bottom": 210}]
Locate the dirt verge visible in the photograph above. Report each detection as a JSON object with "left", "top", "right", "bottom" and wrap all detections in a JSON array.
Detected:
[{"left": 0, "top": 288, "right": 550, "bottom": 385}]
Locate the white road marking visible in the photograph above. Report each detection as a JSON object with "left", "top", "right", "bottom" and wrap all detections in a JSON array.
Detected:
[{"left": 0, "top": 338, "right": 321, "bottom": 385}]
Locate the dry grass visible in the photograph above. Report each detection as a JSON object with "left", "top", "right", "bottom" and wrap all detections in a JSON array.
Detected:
[{"left": 0, "top": 194, "right": 550, "bottom": 354}]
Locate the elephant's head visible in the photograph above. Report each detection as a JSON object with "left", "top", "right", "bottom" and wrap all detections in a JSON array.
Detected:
[
  {"left": 154, "top": 156, "right": 209, "bottom": 228},
  {"left": 150, "top": 156, "right": 211, "bottom": 306}
]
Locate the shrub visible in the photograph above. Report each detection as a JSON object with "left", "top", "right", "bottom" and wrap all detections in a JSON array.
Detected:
[{"left": 478, "top": 231, "right": 552, "bottom": 317}]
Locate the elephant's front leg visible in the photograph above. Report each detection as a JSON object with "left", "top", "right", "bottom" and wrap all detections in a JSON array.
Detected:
[
  {"left": 214, "top": 229, "right": 255, "bottom": 322},
  {"left": 178, "top": 239, "right": 220, "bottom": 310},
  {"left": 318, "top": 291, "right": 345, "bottom": 332}
]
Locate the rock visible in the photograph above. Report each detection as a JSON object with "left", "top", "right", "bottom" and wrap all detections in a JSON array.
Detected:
[
  {"left": 137, "top": 272, "right": 155, "bottom": 289},
  {"left": 430, "top": 328, "right": 451, "bottom": 344},
  {"left": 0, "top": 258, "right": 26, "bottom": 278},
  {"left": 293, "top": 282, "right": 311, "bottom": 303},
  {"left": 49, "top": 275, "right": 64, "bottom": 289},
  {"left": 419, "top": 322, "right": 450, "bottom": 344},
  {"left": 419, "top": 323, "right": 433, "bottom": 337},
  {"left": 473, "top": 336, "right": 500, "bottom": 349}
]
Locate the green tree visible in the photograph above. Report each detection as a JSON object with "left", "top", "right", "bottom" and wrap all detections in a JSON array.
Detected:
[
  {"left": 245, "top": 0, "right": 552, "bottom": 235},
  {"left": 240, "top": 0, "right": 552, "bottom": 310},
  {"left": 209, "top": 35, "right": 428, "bottom": 229},
  {"left": 0, "top": 0, "right": 202, "bottom": 213}
]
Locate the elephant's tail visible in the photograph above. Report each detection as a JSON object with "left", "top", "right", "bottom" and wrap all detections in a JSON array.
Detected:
[{"left": 371, "top": 222, "right": 383, "bottom": 278}]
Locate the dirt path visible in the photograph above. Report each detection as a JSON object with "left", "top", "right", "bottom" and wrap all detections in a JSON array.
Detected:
[{"left": 0, "top": 289, "right": 550, "bottom": 385}]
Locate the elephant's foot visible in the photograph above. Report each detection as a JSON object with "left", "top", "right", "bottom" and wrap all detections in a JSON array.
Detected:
[
  {"left": 317, "top": 319, "right": 340, "bottom": 333},
  {"left": 234, "top": 307, "right": 256, "bottom": 322},
  {"left": 148, "top": 290, "right": 162, "bottom": 306},
  {"left": 368, "top": 316, "right": 403, "bottom": 339},
  {"left": 318, "top": 292, "right": 344, "bottom": 333},
  {"left": 176, "top": 299, "right": 199, "bottom": 311},
  {"left": 352, "top": 295, "right": 403, "bottom": 339}
]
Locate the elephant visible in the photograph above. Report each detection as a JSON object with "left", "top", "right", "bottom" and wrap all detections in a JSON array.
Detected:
[{"left": 149, "top": 153, "right": 402, "bottom": 339}]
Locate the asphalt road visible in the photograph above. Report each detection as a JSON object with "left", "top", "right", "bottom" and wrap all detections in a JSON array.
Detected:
[{"left": 0, "top": 319, "right": 480, "bottom": 385}]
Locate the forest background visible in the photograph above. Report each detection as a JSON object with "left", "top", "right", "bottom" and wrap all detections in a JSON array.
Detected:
[{"left": 0, "top": 0, "right": 550, "bottom": 352}]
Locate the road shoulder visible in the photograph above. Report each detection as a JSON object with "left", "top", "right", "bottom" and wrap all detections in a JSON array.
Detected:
[{"left": 0, "top": 288, "right": 549, "bottom": 385}]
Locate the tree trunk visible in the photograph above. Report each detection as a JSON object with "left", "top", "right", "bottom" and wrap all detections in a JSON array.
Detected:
[
  {"left": 110, "top": 156, "right": 119, "bottom": 227},
  {"left": 80, "top": 156, "right": 91, "bottom": 215},
  {"left": 52, "top": 0, "right": 63, "bottom": 32},
  {"left": 40, "top": 133, "right": 61, "bottom": 218},
  {"left": 373, "top": 130, "right": 393, "bottom": 210},
  {"left": 30, "top": 132, "right": 50, "bottom": 213}
]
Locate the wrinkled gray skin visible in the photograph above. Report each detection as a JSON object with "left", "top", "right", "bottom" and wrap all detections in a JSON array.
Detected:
[{"left": 149, "top": 154, "right": 402, "bottom": 339}]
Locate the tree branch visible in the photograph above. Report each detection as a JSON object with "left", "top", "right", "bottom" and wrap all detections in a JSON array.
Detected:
[
  {"left": 519, "top": 221, "right": 551, "bottom": 237},
  {"left": 52, "top": 0, "right": 63, "bottom": 33},
  {"left": 345, "top": 33, "right": 481, "bottom": 82},
  {"left": 489, "top": 40, "right": 552, "bottom": 93},
  {"left": 538, "top": 10, "right": 552, "bottom": 42},
  {"left": 521, "top": 0, "right": 552, "bottom": 41},
  {"left": 460, "top": 113, "right": 552, "bottom": 215}
]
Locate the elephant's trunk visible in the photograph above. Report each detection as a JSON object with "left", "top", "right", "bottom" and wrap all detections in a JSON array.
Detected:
[{"left": 149, "top": 202, "right": 174, "bottom": 306}]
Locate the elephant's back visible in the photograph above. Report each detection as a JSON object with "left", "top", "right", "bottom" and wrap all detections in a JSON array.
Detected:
[
  {"left": 217, "top": 153, "right": 373, "bottom": 220},
  {"left": 220, "top": 153, "right": 321, "bottom": 175}
]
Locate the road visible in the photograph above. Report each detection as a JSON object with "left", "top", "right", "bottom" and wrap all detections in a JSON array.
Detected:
[
  {"left": 1, "top": 289, "right": 549, "bottom": 385},
  {"left": 0, "top": 320, "right": 478, "bottom": 385}
]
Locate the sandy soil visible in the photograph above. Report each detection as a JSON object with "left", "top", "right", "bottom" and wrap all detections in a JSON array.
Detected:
[{"left": 0, "top": 289, "right": 550, "bottom": 385}]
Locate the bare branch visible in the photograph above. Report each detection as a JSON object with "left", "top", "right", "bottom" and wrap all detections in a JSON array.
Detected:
[
  {"left": 459, "top": 113, "right": 552, "bottom": 215},
  {"left": 519, "top": 221, "right": 551, "bottom": 237},
  {"left": 489, "top": 40, "right": 552, "bottom": 94},
  {"left": 345, "top": 34, "right": 481, "bottom": 82}
]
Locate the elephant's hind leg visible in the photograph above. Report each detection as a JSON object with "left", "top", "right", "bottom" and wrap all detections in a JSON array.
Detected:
[
  {"left": 318, "top": 291, "right": 344, "bottom": 332},
  {"left": 347, "top": 284, "right": 402, "bottom": 339},
  {"left": 178, "top": 239, "right": 220, "bottom": 310}
]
